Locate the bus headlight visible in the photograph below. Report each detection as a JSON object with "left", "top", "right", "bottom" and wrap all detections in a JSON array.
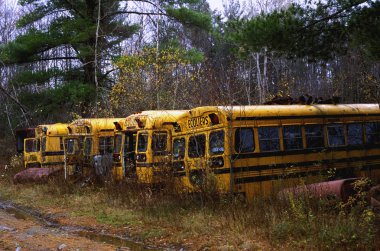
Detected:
[
  {"left": 136, "top": 154, "right": 146, "bottom": 162},
  {"left": 173, "top": 161, "right": 185, "bottom": 172},
  {"left": 113, "top": 153, "right": 121, "bottom": 162}
]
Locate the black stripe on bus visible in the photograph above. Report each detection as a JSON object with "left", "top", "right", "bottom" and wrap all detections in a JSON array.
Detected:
[
  {"left": 42, "top": 151, "right": 64, "bottom": 156},
  {"left": 232, "top": 145, "right": 380, "bottom": 159},
  {"left": 235, "top": 114, "right": 380, "bottom": 121},
  {"left": 42, "top": 162, "right": 64, "bottom": 166},
  {"left": 234, "top": 164, "right": 380, "bottom": 185},
  {"left": 211, "top": 155, "right": 380, "bottom": 176}
]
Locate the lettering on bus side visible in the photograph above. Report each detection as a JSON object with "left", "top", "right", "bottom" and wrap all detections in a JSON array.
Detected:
[{"left": 187, "top": 116, "right": 210, "bottom": 129}]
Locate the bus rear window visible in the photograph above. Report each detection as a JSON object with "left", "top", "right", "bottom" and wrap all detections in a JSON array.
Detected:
[
  {"left": 137, "top": 133, "right": 148, "bottom": 152},
  {"left": 235, "top": 128, "right": 254, "bottom": 153},
  {"left": 152, "top": 132, "right": 167, "bottom": 155},
  {"left": 283, "top": 125, "right": 303, "bottom": 150},
  {"left": 209, "top": 131, "right": 224, "bottom": 155},
  {"left": 347, "top": 123, "right": 363, "bottom": 145},
  {"left": 258, "top": 127, "right": 280, "bottom": 152},
  {"left": 305, "top": 125, "right": 324, "bottom": 149},
  {"left": 188, "top": 134, "right": 206, "bottom": 158},
  {"left": 99, "top": 136, "right": 113, "bottom": 155},
  {"left": 365, "top": 122, "right": 380, "bottom": 145},
  {"left": 173, "top": 138, "right": 185, "bottom": 160},
  {"left": 327, "top": 124, "right": 345, "bottom": 147}
]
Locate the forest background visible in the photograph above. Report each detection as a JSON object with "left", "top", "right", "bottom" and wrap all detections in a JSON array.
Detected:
[{"left": 0, "top": 0, "right": 379, "bottom": 138}]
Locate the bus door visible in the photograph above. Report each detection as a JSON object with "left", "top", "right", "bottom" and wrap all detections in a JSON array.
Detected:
[
  {"left": 187, "top": 132, "right": 207, "bottom": 188},
  {"left": 24, "top": 138, "right": 41, "bottom": 168},
  {"left": 123, "top": 131, "right": 136, "bottom": 177}
]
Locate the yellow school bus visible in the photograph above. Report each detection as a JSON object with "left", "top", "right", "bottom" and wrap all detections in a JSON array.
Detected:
[
  {"left": 113, "top": 111, "right": 187, "bottom": 183},
  {"left": 64, "top": 118, "right": 123, "bottom": 178},
  {"left": 171, "top": 104, "right": 380, "bottom": 200},
  {"left": 24, "top": 123, "right": 69, "bottom": 168}
]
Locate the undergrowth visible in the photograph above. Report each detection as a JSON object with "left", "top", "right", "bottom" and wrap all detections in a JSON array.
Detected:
[{"left": 0, "top": 157, "right": 378, "bottom": 250}]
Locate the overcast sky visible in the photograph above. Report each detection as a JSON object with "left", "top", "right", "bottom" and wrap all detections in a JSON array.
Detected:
[{"left": 207, "top": 0, "right": 225, "bottom": 11}]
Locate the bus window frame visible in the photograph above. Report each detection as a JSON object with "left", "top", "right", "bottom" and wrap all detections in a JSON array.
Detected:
[
  {"left": 209, "top": 130, "right": 225, "bottom": 156},
  {"left": 173, "top": 137, "right": 186, "bottom": 160},
  {"left": 41, "top": 136, "right": 47, "bottom": 153},
  {"left": 113, "top": 134, "right": 122, "bottom": 154},
  {"left": 25, "top": 138, "right": 40, "bottom": 153},
  {"left": 234, "top": 127, "right": 255, "bottom": 153},
  {"left": 365, "top": 121, "right": 380, "bottom": 145},
  {"left": 327, "top": 124, "right": 346, "bottom": 147},
  {"left": 188, "top": 134, "right": 206, "bottom": 158},
  {"left": 152, "top": 131, "right": 168, "bottom": 156},
  {"left": 305, "top": 124, "right": 325, "bottom": 149},
  {"left": 83, "top": 137, "right": 92, "bottom": 156},
  {"left": 99, "top": 136, "right": 113, "bottom": 155},
  {"left": 137, "top": 132, "right": 149, "bottom": 153},
  {"left": 347, "top": 123, "right": 364, "bottom": 146},
  {"left": 282, "top": 125, "right": 303, "bottom": 151},
  {"left": 258, "top": 126, "right": 281, "bottom": 152}
]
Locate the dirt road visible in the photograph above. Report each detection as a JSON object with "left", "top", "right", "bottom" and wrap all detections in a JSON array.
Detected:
[{"left": 0, "top": 201, "right": 157, "bottom": 251}]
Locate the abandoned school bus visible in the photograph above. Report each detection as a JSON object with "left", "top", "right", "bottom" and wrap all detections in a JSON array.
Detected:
[
  {"left": 23, "top": 123, "right": 69, "bottom": 168},
  {"left": 64, "top": 118, "right": 122, "bottom": 178},
  {"left": 171, "top": 104, "right": 380, "bottom": 200},
  {"left": 113, "top": 110, "right": 188, "bottom": 183}
]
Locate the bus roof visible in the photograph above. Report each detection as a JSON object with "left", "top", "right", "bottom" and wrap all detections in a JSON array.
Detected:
[
  {"left": 183, "top": 104, "right": 380, "bottom": 119},
  {"left": 68, "top": 118, "right": 124, "bottom": 135},
  {"left": 117, "top": 110, "right": 188, "bottom": 131},
  {"left": 36, "top": 123, "right": 69, "bottom": 136}
]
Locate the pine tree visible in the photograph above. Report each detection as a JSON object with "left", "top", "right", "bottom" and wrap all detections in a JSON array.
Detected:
[{"left": 0, "top": 0, "right": 211, "bottom": 119}]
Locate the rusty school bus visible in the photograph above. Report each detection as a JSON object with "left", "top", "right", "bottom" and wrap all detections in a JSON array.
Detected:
[
  {"left": 113, "top": 111, "right": 187, "bottom": 183},
  {"left": 64, "top": 118, "right": 123, "bottom": 178},
  {"left": 171, "top": 105, "right": 380, "bottom": 200},
  {"left": 24, "top": 123, "right": 69, "bottom": 168}
]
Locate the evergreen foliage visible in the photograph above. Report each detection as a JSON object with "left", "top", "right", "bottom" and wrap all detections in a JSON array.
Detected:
[
  {"left": 0, "top": 0, "right": 211, "bottom": 121},
  {"left": 235, "top": 0, "right": 380, "bottom": 61}
]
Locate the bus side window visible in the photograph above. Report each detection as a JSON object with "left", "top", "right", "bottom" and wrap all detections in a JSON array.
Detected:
[
  {"left": 347, "top": 123, "right": 363, "bottom": 145},
  {"left": 283, "top": 125, "right": 303, "bottom": 150},
  {"left": 152, "top": 132, "right": 167, "bottom": 155},
  {"left": 173, "top": 138, "right": 186, "bottom": 160},
  {"left": 327, "top": 124, "right": 345, "bottom": 147},
  {"left": 258, "top": 127, "right": 280, "bottom": 152},
  {"left": 209, "top": 130, "right": 224, "bottom": 155},
  {"left": 188, "top": 134, "right": 206, "bottom": 158},
  {"left": 234, "top": 128, "right": 254, "bottom": 153},
  {"left": 365, "top": 122, "right": 380, "bottom": 145},
  {"left": 99, "top": 136, "right": 113, "bottom": 155},
  {"left": 305, "top": 125, "right": 324, "bottom": 149}
]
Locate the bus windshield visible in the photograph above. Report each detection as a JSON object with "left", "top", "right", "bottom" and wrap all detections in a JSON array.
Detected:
[
  {"left": 137, "top": 133, "right": 148, "bottom": 152},
  {"left": 65, "top": 138, "right": 76, "bottom": 154},
  {"left": 25, "top": 139, "right": 39, "bottom": 153},
  {"left": 114, "top": 134, "right": 122, "bottom": 154},
  {"left": 173, "top": 138, "right": 185, "bottom": 160}
]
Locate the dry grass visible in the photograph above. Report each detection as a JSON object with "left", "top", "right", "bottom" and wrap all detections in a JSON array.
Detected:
[{"left": 0, "top": 155, "right": 379, "bottom": 250}]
